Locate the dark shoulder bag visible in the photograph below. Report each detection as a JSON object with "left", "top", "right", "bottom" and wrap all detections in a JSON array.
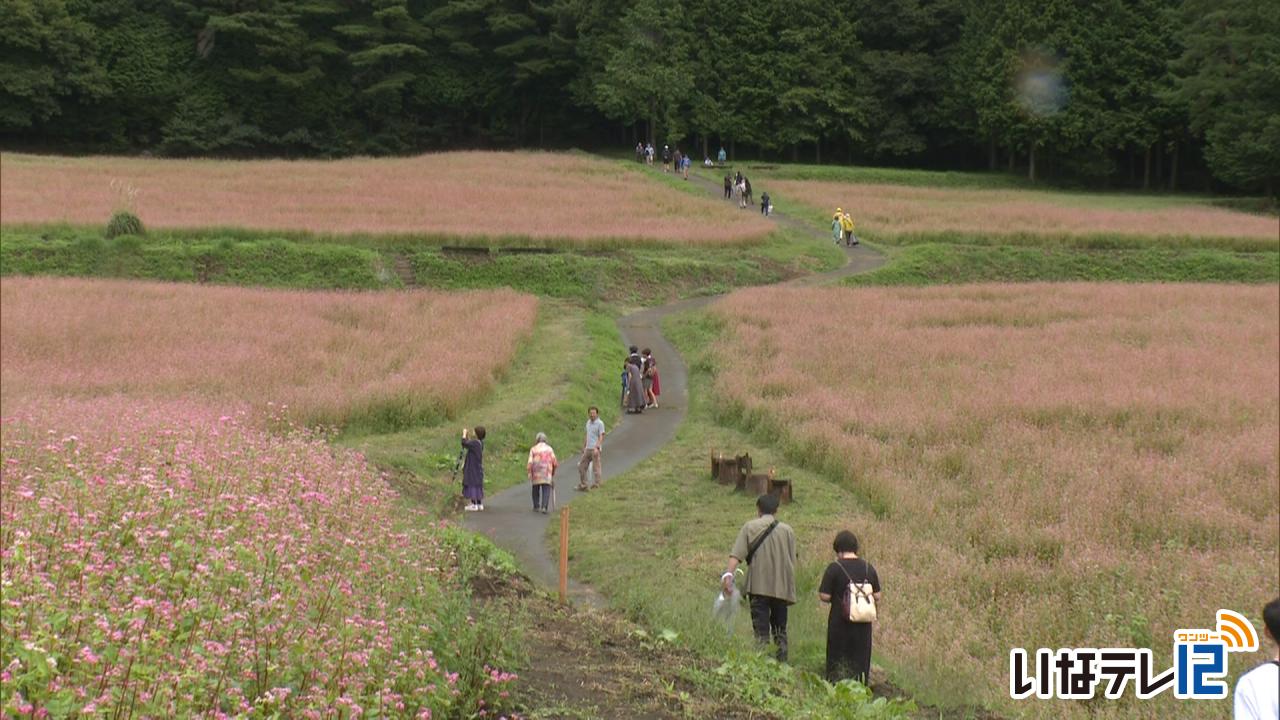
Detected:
[{"left": 745, "top": 520, "right": 780, "bottom": 565}]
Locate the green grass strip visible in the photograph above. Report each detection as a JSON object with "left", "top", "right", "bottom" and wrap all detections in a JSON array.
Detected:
[
  {"left": 1, "top": 231, "right": 394, "bottom": 289},
  {"left": 846, "top": 244, "right": 1280, "bottom": 285}
]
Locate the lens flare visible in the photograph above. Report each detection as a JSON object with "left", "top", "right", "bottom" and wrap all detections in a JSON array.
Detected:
[{"left": 1015, "top": 49, "right": 1067, "bottom": 116}]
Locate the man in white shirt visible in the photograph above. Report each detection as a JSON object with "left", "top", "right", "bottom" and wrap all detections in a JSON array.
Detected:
[{"left": 1235, "top": 596, "right": 1280, "bottom": 719}]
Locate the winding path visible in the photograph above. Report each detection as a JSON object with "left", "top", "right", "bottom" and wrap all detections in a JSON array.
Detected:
[{"left": 463, "top": 170, "right": 885, "bottom": 605}]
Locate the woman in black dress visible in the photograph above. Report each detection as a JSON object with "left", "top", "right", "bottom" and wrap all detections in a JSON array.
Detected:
[{"left": 817, "top": 530, "right": 882, "bottom": 685}]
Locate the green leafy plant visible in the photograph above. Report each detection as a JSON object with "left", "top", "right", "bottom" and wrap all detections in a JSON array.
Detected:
[
  {"left": 701, "top": 653, "right": 915, "bottom": 718},
  {"left": 105, "top": 210, "right": 145, "bottom": 239},
  {"left": 105, "top": 179, "right": 144, "bottom": 238}
]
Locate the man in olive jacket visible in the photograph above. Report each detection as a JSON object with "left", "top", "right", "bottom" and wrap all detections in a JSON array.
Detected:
[{"left": 722, "top": 493, "right": 797, "bottom": 661}]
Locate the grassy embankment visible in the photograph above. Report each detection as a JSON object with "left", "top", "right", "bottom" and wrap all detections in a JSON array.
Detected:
[
  {"left": 0, "top": 222, "right": 839, "bottom": 303},
  {"left": 740, "top": 162, "right": 1279, "bottom": 285}
]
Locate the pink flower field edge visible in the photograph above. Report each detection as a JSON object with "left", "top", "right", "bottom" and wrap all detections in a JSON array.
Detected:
[
  {"left": 0, "top": 151, "right": 772, "bottom": 246},
  {"left": 769, "top": 179, "right": 1279, "bottom": 244},
  {"left": 707, "top": 283, "right": 1279, "bottom": 716},
  {"left": 0, "top": 277, "right": 538, "bottom": 428},
  {"left": 0, "top": 400, "right": 517, "bottom": 717}
]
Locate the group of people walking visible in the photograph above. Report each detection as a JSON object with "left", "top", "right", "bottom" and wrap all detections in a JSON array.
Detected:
[
  {"left": 723, "top": 170, "right": 771, "bottom": 214},
  {"left": 636, "top": 142, "right": 692, "bottom": 179},
  {"left": 456, "top": 344, "right": 661, "bottom": 514},
  {"left": 456, "top": 153, "right": 893, "bottom": 691},
  {"left": 832, "top": 207, "right": 859, "bottom": 246},
  {"left": 723, "top": 494, "right": 883, "bottom": 686},
  {"left": 622, "top": 345, "right": 660, "bottom": 413}
]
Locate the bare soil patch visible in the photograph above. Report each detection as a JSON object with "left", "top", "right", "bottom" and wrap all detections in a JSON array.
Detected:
[{"left": 507, "top": 591, "right": 767, "bottom": 719}]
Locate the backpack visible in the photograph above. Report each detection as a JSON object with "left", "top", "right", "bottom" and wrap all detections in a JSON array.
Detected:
[{"left": 838, "top": 559, "right": 877, "bottom": 623}]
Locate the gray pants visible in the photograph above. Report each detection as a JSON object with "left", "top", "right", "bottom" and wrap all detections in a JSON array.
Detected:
[{"left": 578, "top": 448, "right": 602, "bottom": 487}]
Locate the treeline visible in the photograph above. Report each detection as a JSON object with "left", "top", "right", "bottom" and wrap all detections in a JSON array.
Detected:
[{"left": 2, "top": 0, "right": 1276, "bottom": 193}]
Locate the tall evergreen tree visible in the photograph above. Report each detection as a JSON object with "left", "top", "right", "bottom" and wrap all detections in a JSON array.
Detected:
[
  {"left": 0, "top": 0, "right": 104, "bottom": 132},
  {"left": 850, "top": 0, "right": 965, "bottom": 160},
  {"left": 592, "top": 0, "right": 694, "bottom": 146},
  {"left": 1173, "top": 0, "right": 1280, "bottom": 194}
]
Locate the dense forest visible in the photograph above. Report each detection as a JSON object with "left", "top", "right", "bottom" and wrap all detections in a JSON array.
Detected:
[{"left": 2, "top": 0, "right": 1277, "bottom": 193}]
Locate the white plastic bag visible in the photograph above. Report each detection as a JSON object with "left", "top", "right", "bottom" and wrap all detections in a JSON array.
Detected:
[{"left": 711, "top": 585, "right": 742, "bottom": 631}]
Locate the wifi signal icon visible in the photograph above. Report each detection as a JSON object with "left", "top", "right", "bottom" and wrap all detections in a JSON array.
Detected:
[{"left": 1216, "top": 609, "right": 1259, "bottom": 652}]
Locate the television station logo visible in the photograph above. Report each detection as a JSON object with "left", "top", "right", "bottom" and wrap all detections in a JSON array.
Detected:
[{"left": 1010, "top": 609, "right": 1259, "bottom": 701}]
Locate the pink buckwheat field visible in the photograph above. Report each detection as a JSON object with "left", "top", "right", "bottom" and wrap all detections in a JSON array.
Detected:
[
  {"left": 0, "top": 277, "right": 538, "bottom": 717},
  {"left": 0, "top": 151, "right": 772, "bottom": 246},
  {"left": 0, "top": 399, "right": 519, "bottom": 717},
  {"left": 0, "top": 277, "right": 537, "bottom": 427},
  {"left": 769, "top": 180, "right": 1279, "bottom": 245},
  {"left": 706, "top": 282, "right": 1279, "bottom": 713}
]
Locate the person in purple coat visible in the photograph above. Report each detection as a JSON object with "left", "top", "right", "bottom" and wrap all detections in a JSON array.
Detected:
[{"left": 461, "top": 425, "right": 487, "bottom": 511}]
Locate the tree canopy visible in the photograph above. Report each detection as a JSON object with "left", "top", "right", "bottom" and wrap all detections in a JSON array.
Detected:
[{"left": 1, "top": 0, "right": 1275, "bottom": 193}]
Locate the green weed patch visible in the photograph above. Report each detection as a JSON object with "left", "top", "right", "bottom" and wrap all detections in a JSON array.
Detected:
[{"left": 1, "top": 229, "right": 391, "bottom": 289}]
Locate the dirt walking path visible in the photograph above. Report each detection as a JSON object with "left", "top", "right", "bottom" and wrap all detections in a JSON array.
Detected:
[
  {"left": 463, "top": 169, "right": 883, "bottom": 603},
  {"left": 462, "top": 168, "right": 886, "bottom": 717}
]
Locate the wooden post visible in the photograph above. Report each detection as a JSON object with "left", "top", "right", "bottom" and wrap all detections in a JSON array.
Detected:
[{"left": 559, "top": 507, "right": 570, "bottom": 604}]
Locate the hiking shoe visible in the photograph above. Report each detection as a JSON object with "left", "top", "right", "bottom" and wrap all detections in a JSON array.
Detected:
[{"left": 576, "top": 484, "right": 588, "bottom": 491}]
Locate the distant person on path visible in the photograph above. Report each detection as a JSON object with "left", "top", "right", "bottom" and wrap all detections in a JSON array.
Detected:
[
  {"left": 662, "top": 145, "right": 672, "bottom": 172},
  {"left": 704, "top": 155, "right": 714, "bottom": 167},
  {"left": 760, "top": 191, "right": 771, "bottom": 216},
  {"left": 673, "top": 149, "right": 683, "bottom": 175},
  {"left": 718, "top": 146, "right": 727, "bottom": 164},
  {"left": 527, "top": 432, "right": 559, "bottom": 513},
  {"left": 646, "top": 143, "right": 655, "bottom": 165},
  {"left": 818, "top": 530, "right": 882, "bottom": 685},
  {"left": 577, "top": 406, "right": 607, "bottom": 491},
  {"left": 722, "top": 494, "right": 797, "bottom": 661},
  {"left": 724, "top": 173, "right": 732, "bottom": 199},
  {"left": 1234, "top": 596, "right": 1279, "bottom": 719},
  {"left": 635, "top": 142, "right": 644, "bottom": 163},
  {"left": 682, "top": 154, "right": 691, "bottom": 180},
  {"left": 461, "top": 426, "right": 486, "bottom": 511},
  {"left": 621, "top": 359, "right": 631, "bottom": 407},
  {"left": 626, "top": 356, "right": 646, "bottom": 414},
  {"left": 832, "top": 208, "right": 844, "bottom": 244},
  {"left": 841, "top": 212, "right": 858, "bottom": 246},
  {"left": 642, "top": 348, "right": 660, "bottom": 408}
]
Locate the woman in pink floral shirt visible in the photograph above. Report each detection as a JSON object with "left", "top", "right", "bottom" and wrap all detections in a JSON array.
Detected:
[{"left": 526, "top": 432, "right": 559, "bottom": 514}]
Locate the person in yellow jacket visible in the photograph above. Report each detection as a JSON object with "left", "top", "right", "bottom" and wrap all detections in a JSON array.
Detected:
[
  {"left": 832, "top": 208, "right": 844, "bottom": 244},
  {"left": 840, "top": 212, "right": 858, "bottom": 247}
]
